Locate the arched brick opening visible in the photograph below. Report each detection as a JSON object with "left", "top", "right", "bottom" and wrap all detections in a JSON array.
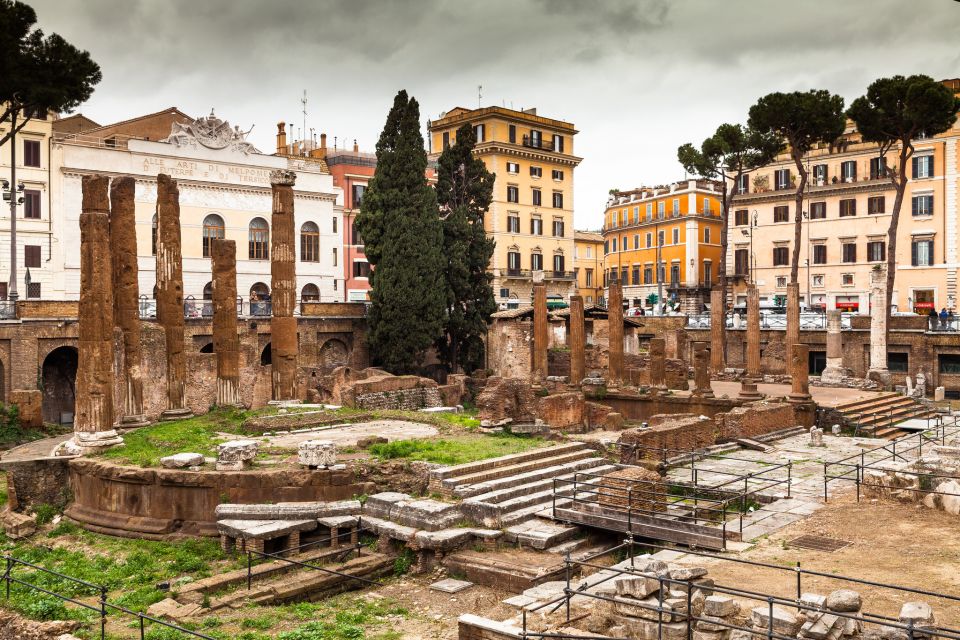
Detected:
[{"left": 41, "top": 346, "right": 78, "bottom": 425}]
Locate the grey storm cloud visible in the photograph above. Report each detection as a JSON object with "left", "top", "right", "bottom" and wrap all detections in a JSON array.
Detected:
[{"left": 27, "top": 0, "right": 960, "bottom": 229}]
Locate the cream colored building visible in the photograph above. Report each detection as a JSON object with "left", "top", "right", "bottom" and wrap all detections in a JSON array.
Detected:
[
  {"left": 574, "top": 231, "right": 603, "bottom": 304},
  {"left": 728, "top": 79, "right": 960, "bottom": 314},
  {"left": 428, "top": 106, "right": 581, "bottom": 308}
]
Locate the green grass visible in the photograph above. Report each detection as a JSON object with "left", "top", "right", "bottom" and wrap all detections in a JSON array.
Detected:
[
  {"left": 275, "top": 594, "right": 409, "bottom": 640},
  {"left": 368, "top": 432, "right": 547, "bottom": 465}
]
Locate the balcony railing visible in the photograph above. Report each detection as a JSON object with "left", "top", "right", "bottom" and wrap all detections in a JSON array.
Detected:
[
  {"left": 138, "top": 296, "right": 345, "bottom": 320},
  {"left": 547, "top": 270, "right": 576, "bottom": 281},
  {"left": 521, "top": 135, "right": 555, "bottom": 152},
  {"left": 0, "top": 301, "right": 15, "bottom": 320},
  {"left": 685, "top": 311, "right": 853, "bottom": 330}
]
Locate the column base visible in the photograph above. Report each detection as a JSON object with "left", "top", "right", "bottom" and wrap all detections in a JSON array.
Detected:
[
  {"left": 73, "top": 429, "right": 124, "bottom": 453},
  {"left": 119, "top": 414, "right": 150, "bottom": 429},
  {"left": 787, "top": 393, "right": 813, "bottom": 404},
  {"left": 738, "top": 379, "right": 764, "bottom": 401},
  {"left": 268, "top": 399, "right": 301, "bottom": 407},
  {"left": 160, "top": 407, "right": 194, "bottom": 421},
  {"left": 691, "top": 389, "right": 715, "bottom": 399},
  {"left": 866, "top": 368, "right": 892, "bottom": 389}
]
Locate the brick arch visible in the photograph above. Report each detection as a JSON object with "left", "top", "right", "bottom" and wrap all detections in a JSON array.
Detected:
[
  {"left": 318, "top": 337, "right": 351, "bottom": 370},
  {"left": 37, "top": 338, "right": 79, "bottom": 367}
]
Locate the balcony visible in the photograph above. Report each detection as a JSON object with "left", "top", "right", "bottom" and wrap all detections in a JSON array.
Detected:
[
  {"left": 521, "top": 135, "right": 556, "bottom": 152},
  {"left": 546, "top": 270, "right": 576, "bottom": 281},
  {"left": 504, "top": 269, "right": 532, "bottom": 279}
]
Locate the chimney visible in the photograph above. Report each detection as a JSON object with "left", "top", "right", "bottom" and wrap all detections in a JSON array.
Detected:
[
  {"left": 320, "top": 133, "right": 327, "bottom": 155},
  {"left": 353, "top": 139, "right": 358, "bottom": 153},
  {"left": 276, "top": 121, "right": 287, "bottom": 155}
]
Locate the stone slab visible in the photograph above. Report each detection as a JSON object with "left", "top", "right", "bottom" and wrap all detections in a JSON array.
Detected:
[
  {"left": 430, "top": 578, "right": 474, "bottom": 593},
  {"left": 216, "top": 518, "right": 317, "bottom": 540},
  {"left": 503, "top": 519, "right": 578, "bottom": 550}
]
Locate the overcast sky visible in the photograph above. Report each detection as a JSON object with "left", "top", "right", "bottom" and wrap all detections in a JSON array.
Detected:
[{"left": 31, "top": 0, "right": 960, "bottom": 230}]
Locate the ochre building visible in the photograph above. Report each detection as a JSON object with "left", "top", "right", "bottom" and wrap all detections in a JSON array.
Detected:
[{"left": 574, "top": 231, "right": 603, "bottom": 305}]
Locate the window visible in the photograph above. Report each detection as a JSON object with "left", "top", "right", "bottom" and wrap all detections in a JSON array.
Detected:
[
  {"left": 671, "top": 228, "right": 679, "bottom": 244},
  {"left": 507, "top": 185, "right": 518, "bottom": 203},
  {"left": 553, "top": 254, "right": 565, "bottom": 274},
  {"left": 531, "top": 253, "right": 543, "bottom": 271},
  {"left": 585, "top": 246, "right": 592, "bottom": 258},
  {"left": 508, "top": 125, "right": 516, "bottom": 144},
  {"left": 631, "top": 266, "right": 640, "bottom": 285},
  {"left": 868, "top": 196, "right": 885, "bottom": 214},
  {"left": 351, "top": 184, "right": 366, "bottom": 207},
  {"left": 24, "top": 245, "right": 41, "bottom": 268},
  {"left": 646, "top": 232, "right": 652, "bottom": 248},
  {"left": 474, "top": 124, "right": 485, "bottom": 142},
  {"left": 248, "top": 217, "right": 269, "bottom": 260},
  {"left": 552, "top": 169, "right": 564, "bottom": 180},
  {"left": 842, "top": 273, "right": 854, "bottom": 286},
  {"left": 657, "top": 230, "right": 665, "bottom": 246},
  {"left": 353, "top": 261, "right": 371, "bottom": 278},
  {"left": 603, "top": 241, "right": 609, "bottom": 254},
  {"left": 507, "top": 215, "right": 520, "bottom": 233},
  {"left": 23, "top": 139, "right": 41, "bottom": 167},
  {"left": 735, "top": 209, "right": 749, "bottom": 225},
  {"left": 532, "top": 188, "right": 541, "bottom": 206},
  {"left": 869, "top": 157, "right": 887, "bottom": 180},
  {"left": 939, "top": 355, "right": 960, "bottom": 374},
  {"left": 813, "top": 164, "right": 828, "bottom": 184},
  {"left": 812, "top": 275, "right": 824, "bottom": 287},
  {"left": 776, "top": 276, "right": 787, "bottom": 288},
  {"left": 912, "top": 194, "right": 934, "bottom": 216},
  {"left": 867, "top": 240, "right": 886, "bottom": 262},
  {"left": 23, "top": 189, "right": 40, "bottom": 219},
  {"left": 151, "top": 214, "right": 157, "bottom": 255},
  {"left": 442, "top": 131, "right": 450, "bottom": 150},
  {"left": 735, "top": 174, "right": 749, "bottom": 195},
  {"left": 585, "top": 269, "right": 593, "bottom": 287},
  {"left": 913, "top": 155, "right": 933, "bottom": 179},
  {"left": 531, "top": 217, "right": 543, "bottom": 235},
  {"left": 774, "top": 205, "right": 791, "bottom": 222},
  {"left": 839, "top": 199, "right": 856, "bottom": 217},
  {"left": 352, "top": 221, "right": 363, "bottom": 245},
  {"left": 552, "top": 192, "right": 563, "bottom": 208},
  {"left": 657, "top": 201, "right": 665, "bottom": 217},
  {"left": 774, "top": 168, "right": 791, "bottom": 190},
  {"left": 530, "top": 166, "right": 542, "bottom": 178},
  {"left": 506, "top": 162, "right": 519, "bottom": 174},
  {"left": 703, "top": 227, "right": 710, "bottom": 243},
  {"left": 621, "top": 266, "right": 629, "bottom": 284},
  {"left": 644, "top": 267, "right": 653, "bottom": 284},
  {"left": 672, "top": 198, "right": 680, "bottom": 215},
  {"left": 529, "top": 129, "right": 542, "bottom": 147},
  {"left": 735, "top": 249, "right": 749, "bottom": 276},
  {"left": 301, "top": 283, "right": 320, "bottom": 302},
  {"left": 552, "top": 219, "right": 565, "bottom": 237},
  {"left": 332, "top": 248, "right": 337, "bottom": 266},
  {"left": 507, "top": 251, "right": 521, "bottom": 272},
  {"left": 841, "top": 160, "right": 857, "bottom": 182},
  {"left": 612, "top": 238, "right": 617, "bottom": 252},
  {"left": 202, "top": 214, "right": 225, "bottom": 258},
  {"left": 703, "top": 198, "right": 712, "bottom": 215},
  {"left": 646, "top": 203, "right": 652, "bottom": 220},
  {"left": 772, "top": 247, "right": 789, "bottom": 266},
  {"left": 27, "top": 282, "right": 40, "bottom": 299},
  {"left": 633, "top": 234, "right": 639, "bottom": 249},
  {"left": 703, "top": 262, "right": 712, "bottom": 285},
  {"left": 658, "top": 263, "right": 665, "bottom": 282},
  {"left": 842, "top": 242, "right": 857, "bottom": 263},
  {"left": 888, "top": 353, "right": 909, "bottom": 373},
  {"left": 813, "top": 245, "right": 827, "bottom": 265},
  {"left": 912, "top": 238, "right": 934, "bottom": 266},
  {"left": 553, "top": 134, "right": 564, "bottom": 152},
  {"left": 332, "top": 217, "right": 337, "bottom": 233},
  {"left": 300, "top": 221, "right": 320, "bottom": 262},
  {"left": 670, "top": 264, "right": 680, "bottom": 286}
]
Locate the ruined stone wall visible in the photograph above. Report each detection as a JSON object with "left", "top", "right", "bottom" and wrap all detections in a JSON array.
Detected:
[
  {"left": 716, "top": 402, "right": 803, "bottom": 439},
  {"left": 598, "top": 393, "right": 741, "bottom": 422},
  {"left": 618, "top": 414, "right": 719, "bottom": 458},
  {"left": 354, "top": 387, "right": 443, "bottom": 411},
  {"left": 486, "top": 319, "right": 533, "bottom": 379},
  {"left": 624, "top": 354, "right": 689, "bottom": 390},
  {"left": 0, "top": 458, "right": 72, "bottom": 511}
]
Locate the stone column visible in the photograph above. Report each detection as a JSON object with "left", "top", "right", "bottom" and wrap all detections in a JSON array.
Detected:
[
  {"left": 532, "top": 277, "right": 548, "bottom": 381},
  {"left": 788, "top": 343, "right": 812, "bottom": 404},
  {"left": 649, "top": 337, "right": 666, "bottom": 391},
  {"left": 270, "top": 170, "right": 299, "bottom": 402},
  {"left": 746, "top": 284, "right": 761, "bottom": 378},
  {"left": 212, "top": 238, "right": 241, "bottom": 406},
  {"left": 691, "top": 341, "right": 714, "bottom": 398},
  {"left": 569, "top": 295, "right": 585, "bottom": 385},
  {"left": 821, "top": 310, "right": 845, "bottom": 382},
  {"left": 155, "top": 174, "right": 193, "bottom": 420},
  {"left": 709, "top": 286, "right": 725, "bottom": 373},
  {"left": 786, "top": 282, "right": 800, "bottom": 355},
  {"left": 867, "top": 266, "right": 890, "bottom": 386},
  {"left": 608, "top": 279, "right": 624, "bottom": 384},
  {"left": 109, "top": 176, "right": 148, "bottom": 428},
  {"left": 74, "top": 175, "right": 123, "bottom": 451}
]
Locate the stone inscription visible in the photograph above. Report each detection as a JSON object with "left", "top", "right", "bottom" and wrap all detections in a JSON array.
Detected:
[{"left": 141, "top": 157, "right": 273, "bottom": 184}]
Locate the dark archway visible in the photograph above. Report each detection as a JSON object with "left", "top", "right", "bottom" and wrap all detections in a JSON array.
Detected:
[
  {"left": 42, "top": 346, "right": 78, "bottom": 425},
  {"left": 260, "top": 343, "right": 272, "bottom": 366},
  {"left": 200, "top": 342, "right": 214, "bottom": 353}
]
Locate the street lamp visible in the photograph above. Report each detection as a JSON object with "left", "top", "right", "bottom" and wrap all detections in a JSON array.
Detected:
[{"left": 2, "top": 180, "right": 25, "bottom": 302}]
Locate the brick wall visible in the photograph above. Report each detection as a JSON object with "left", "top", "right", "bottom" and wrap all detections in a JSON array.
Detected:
[
  {"left": 16, "top": 301, "right": 80, "bottom": 318},
  {"left": 458, "top": 615, "right": 523, "bottom": 640},
  {"left": 355, "top": 387, "right": 442, "bottom": 410},
  {"left": 619, "top": 414, "right": 719, "bottom": 460},
  {"left": 716, "top": 402, "right": 800, "bottom": 439}
]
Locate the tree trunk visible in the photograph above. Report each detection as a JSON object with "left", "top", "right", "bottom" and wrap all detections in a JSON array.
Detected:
[
  {"left": 885, "top": 144, "right": 911, "bottom": 349},
  {"left": 789, "top": 150, "right": 808, "bottom": 285},
  {"left": 717, "top": 174, "right": 735, "bottom": 368}
]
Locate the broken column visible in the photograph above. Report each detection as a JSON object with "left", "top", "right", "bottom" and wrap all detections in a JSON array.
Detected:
[
  {"left": 109, "top": 177, "right": 148, "bottom": 428},
  {"left": 821, "top": 310, "right": 845, "bottom": 382},
  {"left": 211, "top": 238, "right": 241, "bottom": 407},
  {"left": 786, "top": 282, "right": 800, "bottom": 354},
  {"left": 73, "top": 175, "right": 123, "bottom": 452},
  {"left": 270, "top": 169, "right": 299, "bottom": 402},
  {"left": 608, "top": 279, "right": 624, "bottom": 384},
  {"left": 710, "top": 286, "right": 725, "bottom": 373},
  {"left": 691, "top": 341, "right": 714, "bottom": 398},
  {"left": 746, "top": 284, "right": 761, "bottom": 379},
  {"left": 532, "top": 274, "right": 548, "bottom": 381},
  {"left": 788, "top": 343, "right": 812, "bottom": 404},
  {"left": 867, "top": 266, "right": 890, "bottom": 386},
  {"left": 569, "top": 294, "right": 585, "bottom": 385},
  {"left": 155, "top": 173, "right": 193, "bottom": 420},
  {"left": 649, "top": 337, "right": 666, "bottom": 392}
]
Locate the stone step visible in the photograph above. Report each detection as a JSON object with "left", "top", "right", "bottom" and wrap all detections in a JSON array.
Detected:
[
  {"left": 442, "top": 449, "right": 601, "bottom": 493},
  {"left": 466, "top": 464, "right": 619, "bottom": 507},
  {"left": 430, "top": 442, "right": 590, "bottom": 482},
  {"left": 856, "top": 405, "right": 937, "bottom": 427},
  {"left": 454, "top": 456, "right": 609, "bottom": 499},
  {"left": 501, "top": 499, "right": 572, "bottom": 527},
  {"left": 839, "top": 399, "right": 923, "bottom": 420},
  {"left": 504, "top": 519, "right": 580, "bottom": 550},
  {"left": 834, "top": 392, "right": 901, "bottom": 413}
]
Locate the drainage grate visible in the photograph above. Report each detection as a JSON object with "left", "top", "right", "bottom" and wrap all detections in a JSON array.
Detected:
[{"left": 788, "top": 535, "right": 852, "bottom": 552}]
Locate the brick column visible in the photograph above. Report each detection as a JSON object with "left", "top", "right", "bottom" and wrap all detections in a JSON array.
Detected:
[
  {"left": 649, "top": 337, "right": 666, "bottom": 391},
  {"left": 74, "top": 175, "right": 123, "bottom": 452},
  {"left": 691, "top": 341, "right": 713, "bottom": 398},
  {"left": 212, "top": 238, "right": 241, "bottom": 406},
  {"left": 109, "top": 177, "right": 148, "bottom": 428},
  {"left": 821, "top": 310, "right": 844, "bottom": 382},
  {"left": 270, "top": 170, "right": 299, "bottom": 402},
  {"left": 746, "top": 284, "right": 761, "bottom": 378},
  {"left": 155, "top": 174, "right": 193, "bottom": 421},
  {"left": 608, "top": 280, "right": 624, "bottom": 384},
  {"left": 532, "top": 279, "right": 548, "bottom": 381},
  {"left": 569, "top": 295, "right": 585, "bottom": 385},
  {"left": 785, "top": 282, "right": 800, "bottom": 358},
  {"left": 788, "top": 343, "right": 812, "bottom": 403},
  {"left": 709, "top": 286, "right": 725, "bottom": 373},
  {"left": 867, "top": 266, "right": 890, "bottom": 386}
]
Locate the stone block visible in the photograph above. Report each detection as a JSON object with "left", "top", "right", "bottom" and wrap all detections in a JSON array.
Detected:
[
  {"left": 0, "top": 510, "right": 36, "bottom": 539},
  {"left": 751, "top": 606, "right": 800, "bottom": 635},
  {"left": 670, "top": 565, "right": 709, "bottom": 581},
  {"left": 216, "top": 439, "right": 258, "bottom": 471},
  {"left": 704, "top": 595, "right": 739, "bottom": 618},
  {"left": 825, "top": 589, "right": 862, "bottom": 613},
  {"left": 363, "top": 492, "right": 411, "bottom": 520},
  {"left": 160, "top": 453, "right": 205, "bottom": 469},
  {"left": 935, "top": 386, "right": 945, "bottom": 402},
  {"left": 615, "top": 575, "right": 661, "bottom": 599},
  {"left": 619, "top": 617, "right": 690, "bottom": 640},
  {"left": 696, "top": 615, "right": 732, "bottom": 632},
  {"left": 8, "top": 390, "right": 42, "bottom": 429},
  {"left": 800, "top": 593, "right": 827, "bottom": 609},
  {"left": 614, "top": 595, "right": 665, "bottom": 620},
  {"left": 800, "top": 612, "right": 842, "bottom": 640},
  {"left": 297, "top": 439, "right": 337, "bottom": 468},
  {"left": 693, "top": 632, "right": 727, "bottom": 640},
  {"left": 899, "top": 602, "right": 935, "bottom": 628}
]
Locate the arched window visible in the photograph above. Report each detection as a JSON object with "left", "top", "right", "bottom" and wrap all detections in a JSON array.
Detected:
[
  {"left": 202, "top": 214, "right": 225, "bottom": 258},
  {"left": 300, "top": 222, "right": 319, "bottom": 262},
  {"left": 250, "top": 282, "right": 269, "bottom": 299},
  {"left": 151, "top": 214, "right": 157, "bottom": 255},
  {"left": 301, "top": 283, "right": 320, "bottom": 302},
  {"left": 202, "top": 282, "right": 213, "bottom": 300},
  {"left": 250, "top": 282, "right": 270, "bottom": 316},
  {"left": 249, "top": 217, "right": 269, "bottom": 260}
]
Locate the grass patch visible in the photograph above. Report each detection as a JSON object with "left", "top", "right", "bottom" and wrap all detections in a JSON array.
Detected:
[
  {"left": 369, "top": 432, "right": 547, "bottom": 465},
  {"left": 276, "top": 594, "right": 409, "bottom": 640}
]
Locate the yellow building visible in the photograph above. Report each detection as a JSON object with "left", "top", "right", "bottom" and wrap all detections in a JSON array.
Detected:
[
  {"left": 574, "top": 231, "right": 603, "bottom": 304},
  {"left": 428, "top": 106, "right": 581, "bottom": 308},
  {"left": 602, "top": 180, "right": 724, "bottom": 312}
]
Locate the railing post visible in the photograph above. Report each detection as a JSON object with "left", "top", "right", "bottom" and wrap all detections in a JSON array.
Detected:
[
  {"left": 247, "top": 550, "right": 252, "bottom": 590},
  {"left": 564, "top": 552, "right": 571, "bottom": 623},
  {"left": 767, "top": 597, "right": 775, "bottom": 640},
  {"left": 823, "top": 462, "right": 829, "bottom": 502},
  {"left": 4, "top": 556, "right": 10, "bottom": 599},
  {"left": 140, "top": 615, "right": 145, "bottom": 640},
  {"left": 100, "top": 585, "right": 108, "bottom": 640},
  {"left": 796, "top": 561, "right": 802, "bottom": 604},
  {"left": 686, "top": 578, "right": 693, "bottom": 640},
  {"left": 856, "top": 463, "right": 861, "bottom": 503},
  {"left": 657, "top": 575, "right": 665, "bottom": 640},
  {"left": 787, "top": 462, "right": 792, "bottom": 498}
]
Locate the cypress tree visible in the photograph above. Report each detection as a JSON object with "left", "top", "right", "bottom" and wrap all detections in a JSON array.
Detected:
[
  {"left": 356, "top": 90, "right": 446, "bottom": 373},
  {"left": 435, "top": 124, "right": 496, "bottom": 373}
]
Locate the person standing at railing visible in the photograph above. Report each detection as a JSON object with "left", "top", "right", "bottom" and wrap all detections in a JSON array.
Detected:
[
  {"left": 940, "top": 308, "right": 950, "bottom": 331},
  {"left": 929, "top": 308, "right": 939, "bottom": 331}
]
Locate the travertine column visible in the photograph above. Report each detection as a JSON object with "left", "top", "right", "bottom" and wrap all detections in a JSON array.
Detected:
[
  {"left": 691, "top": 341, "right": 714, "bottom": 398},
  {"left": 74, "top": 175, "right": 123, "bottom": 451},
  {"left": 710, "top": 287, "right": 725, "bottom": 373},
  {"left": 532, "top": 277, "right": 548, "bottom": 381},
  {"left": 569, "top": 295, "right": 585, "bottom": 385},
  {"left": 270, "top": 169, "right": 299, "bottom": 402},
  {"left": 155, "top": 174, "right": 193, "bottom": 420},
  {"left": 608, "top": 280, "right": 624, "bottom": 384},
  {"left": 786, "top": 282, "right": 800, "bottom": 356},
  {"left": 746, "top": 284, "right": 761, "bottom": 378},
  {"left": 788, "top": 343, "right": 812, "bottom": 403},
  {"left": 109, "top": 177, "right": 148, "bottom": 428},
  {"left": 212, "top": 238, "right": 241, "bottom": 406},
  {"left": 867, "top": 266, "right": 890, "bottom": 385},
  {"left": 649, "top": 337, "right": 666, "bottom": 391},
  {"left": 821, "top": 310, "right": 844, "bottom": 381}
]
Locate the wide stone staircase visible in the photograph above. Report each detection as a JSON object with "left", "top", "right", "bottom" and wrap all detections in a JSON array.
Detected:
[{"left": 835, "top": 392, "right": 938, "bottom": 438}]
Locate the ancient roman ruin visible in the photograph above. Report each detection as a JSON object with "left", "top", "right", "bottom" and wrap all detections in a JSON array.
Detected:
[
  {"left": 269, "top": 169, "right": 299, "bottom": 402},
  {"left": 211, "top": 238, "right": 241, "bottom": 407}
]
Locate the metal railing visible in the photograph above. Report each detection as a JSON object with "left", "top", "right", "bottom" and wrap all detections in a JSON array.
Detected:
[
  {"left": 139, "top": 295, "right": 349, "bottom": 320},
  {"left": 0, "top": 300, "right": 15, "bottom": 319},
  {"left": 685, "top": 310, "right": 853, "bottom": 330}
]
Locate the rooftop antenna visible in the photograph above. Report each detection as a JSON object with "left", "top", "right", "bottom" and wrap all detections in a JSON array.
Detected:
[
  {"left": 478, "top": 84, "right": 482, "bottom": 108},
  {"left": 301, "top": 90, "right": 308, "bottom": 146}
]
